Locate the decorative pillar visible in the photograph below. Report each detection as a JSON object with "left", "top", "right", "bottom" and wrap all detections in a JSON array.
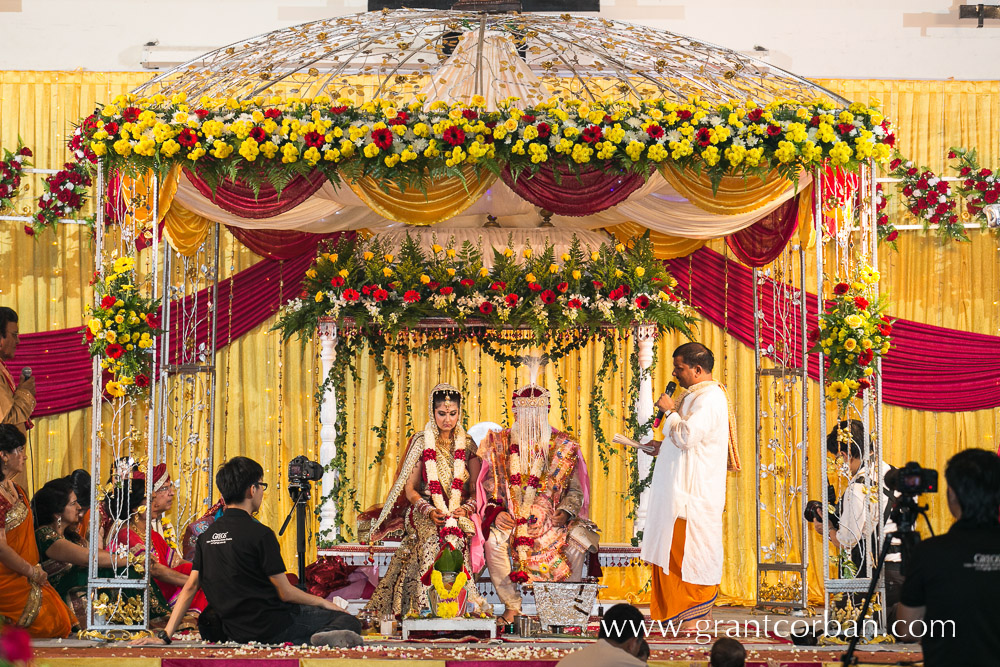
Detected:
[
  {"left": 633, "top": 323, "right": 657, "bottom": 538},
  {"left": 317, "top": 322, "right": 338, "bottom": 538}
]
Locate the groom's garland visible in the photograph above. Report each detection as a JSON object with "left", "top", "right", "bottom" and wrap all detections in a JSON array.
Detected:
[{"left": 508, "top": 440, "right": 548, "bottom": 583}]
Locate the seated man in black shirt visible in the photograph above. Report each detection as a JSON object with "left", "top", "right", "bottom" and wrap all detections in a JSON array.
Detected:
[
  {"left": 135, "top": 456, "right": 362, "bottom": 647},
  {"left": 896, "top": 448, "right": 1000, "bottom": 667}
]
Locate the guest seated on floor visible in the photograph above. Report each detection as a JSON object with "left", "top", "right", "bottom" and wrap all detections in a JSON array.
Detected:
[
  {"left": 556, "top": 603, "right": 648, "bottom": 666},
  {"left": 0, "top": 425, "right": 72, "bottom": 638},
  {"left": 32, "top": 477, "right": 166, "bottom": 629},
  {"left": 66, "top": 469, "right": 92, "bottom": 542},
  {"left": 710, "top": 637, "right": 746, "bottom": 667},
  {"left": 106, "top": 472, "right": 208, "bottom": 617},
  {"left": 133, "top": 456, "right": 363, "bottom": 647}
]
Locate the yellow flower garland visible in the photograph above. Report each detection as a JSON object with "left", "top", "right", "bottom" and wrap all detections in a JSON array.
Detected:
[{"left": 430, "top": 569, "right": 468, "bottom": 619}]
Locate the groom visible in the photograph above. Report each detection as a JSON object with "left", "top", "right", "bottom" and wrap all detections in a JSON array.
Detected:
[{"left": 478, "top": 382, "right": 599, "bottom": 622}]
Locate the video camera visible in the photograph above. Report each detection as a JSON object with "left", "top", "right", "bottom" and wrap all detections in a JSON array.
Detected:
[
  {"left": 287, "top": 455, "right": 323, "bottom": 488},
  {"left": 886, "top": 461, "right": 938, "bottom": 496}
]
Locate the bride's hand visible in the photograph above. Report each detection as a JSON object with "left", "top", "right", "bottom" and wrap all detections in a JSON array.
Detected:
[
  {"left": 453, "top": 507, "right": 468, "bottom": 518},
  {"left": 429, "top": 509, "right": 447, "bottom": 526}
]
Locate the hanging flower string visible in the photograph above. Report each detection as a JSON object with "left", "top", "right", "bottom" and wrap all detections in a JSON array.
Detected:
[
  {"left": 507, "top": 439, "right": 549, "bottom": 584},
  {"left": 809, "top": 264, "right": 894, "bottom": 411}
]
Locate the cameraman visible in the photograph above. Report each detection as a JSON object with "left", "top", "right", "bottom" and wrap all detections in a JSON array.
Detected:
[
  {"left": 896, "top": 448, "right": 1000, "bottom": 666},
  {"left": 809, "top": 420, "right": 902, "bottom": 618}
]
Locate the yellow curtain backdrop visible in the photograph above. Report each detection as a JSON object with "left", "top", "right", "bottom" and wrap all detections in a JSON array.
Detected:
[
  {"left": 2, "top": 72, "right": 999, "bottom": 601},
  {"left": 348, "top": 167, "right": 497, "bottom": 225}
]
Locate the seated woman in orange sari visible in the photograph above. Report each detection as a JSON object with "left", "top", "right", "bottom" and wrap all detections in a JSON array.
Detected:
[
  {"left": 107, "top": 468, "right": 207, "bottom": 615},
  {"left": 0, "top": 425, "right": 72, "bottom": 638}
]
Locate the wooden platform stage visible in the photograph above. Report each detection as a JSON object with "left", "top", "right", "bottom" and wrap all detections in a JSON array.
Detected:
[{"left": 29, "top": 606, "right": 924, "bottom": 667}]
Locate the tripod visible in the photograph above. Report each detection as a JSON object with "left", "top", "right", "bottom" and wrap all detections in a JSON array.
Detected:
[
  {"left": 279, "top": 481, "right": 312, "bottom": 589},
  {"left": 840, "top": 498, "right": 926, "bottom": 666}
]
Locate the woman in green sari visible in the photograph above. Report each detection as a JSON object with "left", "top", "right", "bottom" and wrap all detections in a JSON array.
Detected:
[{"left": 32, "top": 478, "right": 170, "bottom": 629}]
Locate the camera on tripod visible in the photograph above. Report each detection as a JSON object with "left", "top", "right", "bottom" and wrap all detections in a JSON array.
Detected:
[
  {"left": 287, "top": 455, "right": 323, "bottom": 488},
  {"left": 887, "top": 461, "right": 938, "bottom": 496}
]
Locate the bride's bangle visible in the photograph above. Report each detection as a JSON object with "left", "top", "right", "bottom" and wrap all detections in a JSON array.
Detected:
[{"left": 414, "top": 499, "right": 432, "bottom": 516}]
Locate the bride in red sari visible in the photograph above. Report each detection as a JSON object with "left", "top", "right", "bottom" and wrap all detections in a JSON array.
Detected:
[{"left": 0, "top": 425, "right": 72, "bottom": 637}]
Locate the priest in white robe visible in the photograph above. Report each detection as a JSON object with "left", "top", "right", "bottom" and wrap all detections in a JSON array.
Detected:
[{"left": 642, "top": 342, "right": 733, "bottom": 626}]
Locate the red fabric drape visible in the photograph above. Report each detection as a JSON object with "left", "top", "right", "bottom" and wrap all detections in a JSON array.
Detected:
[
  {"left": 225, "top": 226, "right": 345, "bottom": 261},
  {"left": 725, "top": 195, "right": 801, "bottom": 268},
  {"left": 500, "top": 164, "right": 647, "bottom": 216},
  {"left": 183, "top": 169, "right": 328, "bottom": 219},
  {"left": 666, "top": 247, "right": 1000, "bottom": 412}
]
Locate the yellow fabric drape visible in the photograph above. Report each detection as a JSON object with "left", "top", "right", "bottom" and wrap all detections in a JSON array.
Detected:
[
  {"left": 659, "top": 164, "right": 792, "bottom": 216},
  {"left": 117, "top": 165, "right": 180, "bottom": 231},
  {"left": 162, "top": 203, "right": 214, "bottom": 257},
  {"left": 2, "top": 73, "right": 999, "bottom": 605},
  {"left": 348, "top": 166, "right": 496, "bottom": 225},
  {"left": 609, "top": 222, "right": 706, "bottom": 259}
]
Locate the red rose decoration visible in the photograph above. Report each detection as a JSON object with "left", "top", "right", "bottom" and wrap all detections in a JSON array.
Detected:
[
  {"left": 766, "top": 124, "right": 782, "bottom": 137},
  {"left": 677, "top": 109, "right": 693, "bottom": 121},
  {"left": 746, "top": 108, "right": 763, "bottom": 123},
  {"left": 249, "top": 126, "right": 267, "bottom": 143},
  {"left": 85, "top": 329, "right": 94, "bottom": 342},
  {"left": 304, "top": 131, "right": 325, "bottom": 148},
  {"left": 505, "top": 293, "right": 519, "bottom": 307},
  {"left": 886, "top": 230, "right": 899, "bottom": 242},
  {"left": 858, "top": 349, "right": 874, "bottom": 366},
  {"left": 421, "top": 448, "right": 437, "bottom": 462},
  {"left": 556, "top": 282, "right": 568, "bottom": 293},
  {"left": 104, "top": 122, "right": 120, "bottom": 136},
  {"left": 329, "top": 105, "right": 347, "bottom": 115},
  {"left": 460, "top": 279, "right": 475, "bottom": 287},
  {"left": 521, "top": 114, "right": 535, "bottom": 123},
  {"left": 635, "top": 295, "right": 650, "bottom": 309},
  {"left": 491, "top": 281, "right": 507, "bottom": 291},
  {"left": 427, "top": 281, "right": 440, "bottom": 290},
  {"left": 264, "top": 108, "right": 282, "bottom": 119},
  {"left": 567, "top": 298, "right": 582, "bottom": 309},
  {"left": 509, "top": 472, "right": 521, "bottom": 485},
  {"left": 101, "top": 295, "right": 117, "bottom": 309},
  {"left": 440, "top": 286, "right": 454, "bottom": 296},
  {"left": 889, "top": 158, "right": 902, "bottom": 171},
  {"left": 540, "top": 290, "right": 556, "bottom": 304},
  {"left": 454, "top": 448, "right": 466, "bottom": 460},
  {"left": 343, "top": 288, "right": 360, "bottom": 302},
  {"left": 105, "top": 343, "right": 124, "bottom": 359},
  {"left": 854, "top": 296, "right": 869, "bottom": 310},
  {"left": 361, "top": 285, "right": 372, "bottom": 296},
  {"left": 984, "top": 189, "right": 1000, "bottom": 205},
  {"left": 833, "top": 282, "right": 850, "bottom": 295},
  {"left": 18, "top": 146, "right": 32, "bottom": 158},
  {"left": 330, "top": 276, "right": 345, "bottom": 287},
  {"left": 373, "top": 288, "right": 389, "bottom": 302},
  {"left": 428, "top": 480, "right": 444, "bottom": 495},
  {"left": 528, "top": 282, "right": 542, "bottom": 292},
  {"left": 479, "top": 301, "right": 494, "bottom": 314},
  {"left": 135, "top": 374, "right": 150, "bottom": 388},
  {"left": 371, "top": 128, "right": 393, "bottom": 150},
  {"left": 619, "top": 284, "right": 631, "bottom": 296},
  {"left": 403, "top": 290, "right": 420, "bottom": 303},
  {"left": 462, "top": 108, "right": 478, "bottom": 120},
  {"left": 451, "top": 478, "right": 464, "bottom": 490},
  {"left": 145, "top": 312, "right": 161, "bottom": 329}
]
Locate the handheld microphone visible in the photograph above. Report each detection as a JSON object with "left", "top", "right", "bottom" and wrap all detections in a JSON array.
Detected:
[
  {"left": 20, "top": 367, "right": 32, "bottom": 381},
  {"left": 652, "top": 381, "right": 677, "bottom": 427}
]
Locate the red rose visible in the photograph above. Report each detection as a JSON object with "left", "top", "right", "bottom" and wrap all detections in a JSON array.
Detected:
[
  {"left": 428, "top": 480, "right": 444, "bottom": 495},
  {"left": 373, "top": 288, "right": 389, "bottom": 302},
  {"left": 609, "top": 288, "right": 624, "bottom": 300},
  {"left": 556, "top": 282, "right": 568, "bottom": 293},
  {"left": 18, "top": 146, "right": 32, "bottom": 157},
  {"left": 810, "top": 115, "right": 820, "bottom": 127},
  {"left": 948, "top": 150, "right": 956, "bottom": 159},
  {"left": 403, "top": 290, "right": 420, "bottom": 303},
  {"left": 451, "top": 478, "right": 464, "bottom": 490},
  {"left": 880, "top": 323, "right": 893, "bottom": 335},
  {"left": 330, "top": 276, "right": 345, "bottom": 288},
  {"left": 983, "top": 189, "right": 1000, "bottom": 204},
  {"left": 329, "top": 105, "right": 347, "bottom": 115},
  {"left": 833, "top": 282, "right": 850, "bottom": 295},
  {"left": 491, "top": 281, "right": 507, "bottom": 291},
  {"left": 885, "top": 132, "right": 896, "bottom": 147},
  {"left": 440, "top": 286, "right": 454, "bottom": 296},
  {"left": 135, "top": 374, "right": 150, "bottom": 388},
  {"left": 746, "top": 108, "right": 763, "bottom": 123},
  {"left": 886, "top": 230, "right": 899, "bottom": 242},
  {"left": 104, "top": 122, "right": 120, "bottom": 136},
  {"left": 304, "top": 131, "right": 325, "bottom": 148},
  {"left": 889, "top": 158, "right": 902, "bottom": 171},
  {"left": 854, "top": 296, "right": 869, "bottom": 310},
  {"left": 462, "top": 108, "right": 478, "bottom": 120},
  {"left": 907, "top": 167, "right": 918, "bottom": 177},
  {"left": 536, "top": 122, "right": 551, "bottom": 139},
  {"left": 521, "top": 114, "right": 535, "bottom": 123},
  {"left": 837, "top": 123, "right": 854, "bottom": 135},
  {"left": 567, "top": 298, "right": 582, "bottom": 309},
  {"left": 371, "top": 128, "right": 393, "bottom": 150},
  {"left": 105, "top": 343, "right": 124, "bottom": 359},
  {"left": 635, "top": 295, "right": 649, "bottom": 309},
  {"left": 505, "top": 293, "right": 519, "bottom": 307},
  {"left": 677, "top": 109, "right": 693, "bottom": 121},
  {"left": 858, "top": 349, "right": 874, "bottom": 366},
  {"left": 581, "top": 125, "right": 603, "bottom": 144},
  {"left": 645, "top": 124, "right": 665, "bottom": 140},
  {"left": 85, "top": 329, "right": 94, "bottom": 342},
  {"left": 619, "top": 284, "right": 631, "bottom": 296},
  {"left": 479, "top": 301, "right": 493, "bottom": 314},
  {"left": 453, "top": 448, "right": 466, "bottom": 460},
  {"left": 695, "top": 127, "right": 712, "bottom": 147},
  {"left": 177, "top": 128, "right": 198, "bottom": 148},
  {"left": 343, "top": 288, "right": 360, "bottom": 302},
  {"left": 101, "top": 295, "right": 116, "bottom": 309},
  {"left": 528, "top": 282, "right": 542, "bottom": 292},
  {"left": 461, "top": 278, "right": 475, "bottom": 287},
  {"left": 427, "top": 281, "right": 440, "bottom": 290},
  {"left": 766, "top": 124, "right": 782, "bottom": 137},
  {"left": 443, "top": 126, "right": 466, "bottom": 147},
  {"left": 982, "top": 169, "right": 993, "bottom": 177},
  {"left": 540, "top": 290, "right": 556, "bottom": 304},
  {"left": 145, "top": 312, "right": 160, "bottom": 329},
  {"left": 960, "top": 166, "right": 972, "bottom": 176},
  {"left": 421, "top": 448, "right": 436, "bottom": 462}
]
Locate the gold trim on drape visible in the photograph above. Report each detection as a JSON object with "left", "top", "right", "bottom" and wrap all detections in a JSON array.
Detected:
[
  {"left": 659, "top": 164, "right": 791, "bottom": 216},
  {"left": 347, "top": 166, "right": 496, "bottom": 225},
  {"left": 162, "top": 203, "right": 214, "bottom": 257},
  {"left": 609, "top": 222, "right": 706, "bottom": 259}
]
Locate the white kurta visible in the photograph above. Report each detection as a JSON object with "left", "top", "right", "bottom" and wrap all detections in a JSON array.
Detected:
[{"left": 640, "top": 381, "right": 729, "bottom": 585}]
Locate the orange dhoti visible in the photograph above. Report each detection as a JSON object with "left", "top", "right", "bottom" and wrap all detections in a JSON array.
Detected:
[{"left": 649, "top": 518, "right": 718, "bottom": 623}]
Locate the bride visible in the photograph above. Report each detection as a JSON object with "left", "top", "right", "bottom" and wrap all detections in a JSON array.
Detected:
[{"left": 362, "top": 383, "right": 489, "bottom": 619}]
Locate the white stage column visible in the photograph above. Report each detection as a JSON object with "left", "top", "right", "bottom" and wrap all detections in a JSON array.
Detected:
[
  {"left": 633, "top": 324, "right": 657, "bottom": 539},
  {"left": 318, "top": 323, "right": 338, "bottom": 539}
]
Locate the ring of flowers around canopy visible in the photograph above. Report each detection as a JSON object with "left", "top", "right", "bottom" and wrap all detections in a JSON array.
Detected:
[
  {"left": 25, "top": 92, "right": 896, "bottom": 235},
  {"left": 84, "top": 256, "right": 163, "bottom": 399},
  {"left": 808, "top": 264, "right": 894, "bottom": 411}
]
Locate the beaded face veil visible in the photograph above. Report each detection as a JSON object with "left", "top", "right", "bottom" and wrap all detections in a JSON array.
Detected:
[{"left": 511, "top": 356, "right": 551, "bottom": 451}]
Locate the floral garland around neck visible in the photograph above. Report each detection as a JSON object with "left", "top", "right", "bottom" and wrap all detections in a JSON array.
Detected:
[
  {"left": 508, "top": 439, "right": 549, "bottom": 584},
  {"left": 421, "top": 421, "right": 467, "bottom": 550}
]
